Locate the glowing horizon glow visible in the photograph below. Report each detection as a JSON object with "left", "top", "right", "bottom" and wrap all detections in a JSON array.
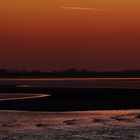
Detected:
[{"left": 0, "top": 0, "right": 140, "bottom": 71}]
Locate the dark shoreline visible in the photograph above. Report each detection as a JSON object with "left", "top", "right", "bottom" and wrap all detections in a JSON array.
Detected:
[{"left": 0, "top": 86, "right": 140, "bottom": 111}]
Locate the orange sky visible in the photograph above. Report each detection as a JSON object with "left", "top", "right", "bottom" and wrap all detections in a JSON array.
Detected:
[{"left": 0, "top": 0, "right": 140, "bottom": 71}]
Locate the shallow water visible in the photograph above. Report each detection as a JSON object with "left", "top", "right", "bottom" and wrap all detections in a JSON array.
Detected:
[{"left": 1, "top": 78, "right": 140, "bottom": 89}]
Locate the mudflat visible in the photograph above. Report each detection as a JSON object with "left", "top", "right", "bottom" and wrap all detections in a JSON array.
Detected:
[{"left": 0, "top": 110, "right": 140, "bottom": 140}]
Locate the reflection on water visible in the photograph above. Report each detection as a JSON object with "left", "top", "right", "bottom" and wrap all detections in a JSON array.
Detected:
[
  {"left": 0, "top": 93, "right": 49, "bottom": 101},
  {"left": 0, "top": 78, "right": 140, "bottom": 89}
]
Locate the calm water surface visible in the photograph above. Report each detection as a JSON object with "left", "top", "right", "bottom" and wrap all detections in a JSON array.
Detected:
[{"left": 0, "top": 78, "right": 140, "bottom": 89}]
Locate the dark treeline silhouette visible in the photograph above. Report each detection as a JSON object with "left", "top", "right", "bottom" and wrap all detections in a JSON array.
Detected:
[{"left": 1, "top": 69, "right": 140, "bottom": 78}]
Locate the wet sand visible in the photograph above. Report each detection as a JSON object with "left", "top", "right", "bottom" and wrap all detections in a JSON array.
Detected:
[
  {"left": 0, "top": 87, "right": 140, "bottom": 139},
  {"left": 0, "top": 110, "right": 140, "bottom": 140}
]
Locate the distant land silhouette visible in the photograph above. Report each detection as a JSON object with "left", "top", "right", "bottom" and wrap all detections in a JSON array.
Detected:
[{"left": 1, "top": 69, "right": 140, "bottom": 78}]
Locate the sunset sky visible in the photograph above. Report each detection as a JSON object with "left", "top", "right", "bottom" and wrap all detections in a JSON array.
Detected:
[{"left": 0, "top": 0, "right": 140, "bottom": 71}]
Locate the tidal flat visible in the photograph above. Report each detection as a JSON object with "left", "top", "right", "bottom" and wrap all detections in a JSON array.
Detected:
[{"left": 0, "top": 110, "right": 140, "bottom": 140}]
